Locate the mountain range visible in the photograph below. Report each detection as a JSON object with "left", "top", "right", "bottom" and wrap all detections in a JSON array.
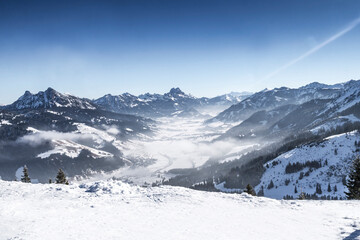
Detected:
[
  {"left": 93, "top": 88, "right": 251, "bottom": 118},
  {"left": 216, "top": 80, "right": 360, "bottom": 142},
  {"left": 0, "top": 87, "right": 249, "bottom": 182},
  {"left": 1, "top": 80, "right": 360, "bottom": 199}
]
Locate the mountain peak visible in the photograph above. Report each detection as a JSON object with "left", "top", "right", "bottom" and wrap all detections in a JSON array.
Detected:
[
  {"left": 301, "top": 82, "right": 329, "bottom": 89},
  {"left": 45, "top": 87, "right": 57, "bottom": 93},
  {"left": 23, "top": 90, "right": 32, "bottom": 97},
  {"left": 169, "top": 87, "right": 185, "bottom": 95}
]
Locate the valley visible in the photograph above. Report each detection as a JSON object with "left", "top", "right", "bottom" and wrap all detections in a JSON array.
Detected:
[{"left": 0, "top": 80, "right": 360, "bottom": 201}]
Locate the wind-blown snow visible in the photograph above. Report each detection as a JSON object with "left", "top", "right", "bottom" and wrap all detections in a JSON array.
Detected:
[{"left": 0, "top": 179, "right": 359, "bottom": 240}]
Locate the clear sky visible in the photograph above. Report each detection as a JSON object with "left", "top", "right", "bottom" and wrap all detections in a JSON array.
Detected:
[{"left": 1, "top": 0, "right": 360, "bottom": 104}]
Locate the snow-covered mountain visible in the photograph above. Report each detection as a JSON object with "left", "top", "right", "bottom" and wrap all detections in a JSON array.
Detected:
[
  {"left": 163, "top": 80, "right": 360, "bottom": 196},
  {"left": 217, "top": 80, "right": 360, "bottom": 142},
  {"left": 0, "top": 87, "right": 252, "bottom": 182},
  {"left": 211, "top": 82, "right": 344, "bottom": 123},
  {"left": 94, "top": 88, "right": 251, "bottom": 118},
  {"left": 4, "top": 87, "right": 96, "bottom": 110},
  {"left": 255, "top": 131, "right": 359, "bottom": 200},
  {"left": 0, "top": 88, "right": 154, "bottom": 182},
  {"left": 93, "top": 87, "right": 200, "bottom": 118},
  {"left": 206, "top": 92, "right": 252, "bottom": 106}
]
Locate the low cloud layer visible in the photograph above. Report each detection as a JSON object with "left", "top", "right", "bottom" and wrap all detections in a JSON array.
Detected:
[{"left": 17, "top": 131, "right": 95, "bottom": 147}]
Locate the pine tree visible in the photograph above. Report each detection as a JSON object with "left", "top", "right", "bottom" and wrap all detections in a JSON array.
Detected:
[
  {"left": 327, "top": 183, "right": 331, "bottom": 192},
  {"left": 345, "top": 157, "right": 360, "bottom": 200},
  {"left": 267, "top": 180, "right": 274, "bottom": 189},
  {"left": 334, "top": 185, "right": 337, "bottom": 192},
  {"left": 294, "top": 185, "right": 298, "bottom": 193},
  {"left": 244, "top": 184, "right": 256, "bottom": 196},
  {"left": 21, "top": 165, "right": 31, "bottom": 183},
  {"left": 315, "top": 183, "right": 322, "bottom": 195},
  {"left": 55, "top": 169, "right": 68, "bottom": 184}
]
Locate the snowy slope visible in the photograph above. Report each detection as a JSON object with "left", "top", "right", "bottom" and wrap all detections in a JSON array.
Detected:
[
  {"left": 0, "top": 179, "right": 359, "bottom": 240},
  {"left": 255, "top": 131, "right": 360, "bottom": 199}
]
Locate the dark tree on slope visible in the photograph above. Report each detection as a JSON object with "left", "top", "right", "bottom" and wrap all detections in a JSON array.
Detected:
[
  {"left": 55, "top": 169, "right": 69, "bottom": 185},
  {"left": 244, "top": 184, "right": 256, "bottom": 196},
  {"left": 267, "top": 180, "right": 274, "bottom": 189},
  {"left": 20, "top": 165, "right": 31, "bottom": 183},
  {"left": 345, "top": 157, "right": 360, "bottom": 200},
  {"left": 327, "top": 183, "right": 331, "bottom": 192},
  {"left": 315, "top": 183, "right": 322, "bottom": 195}
]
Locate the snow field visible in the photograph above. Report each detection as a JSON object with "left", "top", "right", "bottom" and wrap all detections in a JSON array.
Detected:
[{"left": 0, "top": 180, "right": 360, "bottom": 240}]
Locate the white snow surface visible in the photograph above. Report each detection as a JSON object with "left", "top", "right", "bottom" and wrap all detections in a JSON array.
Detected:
[
  {"left": 255, "top": 131, "right": 360, "bottom": 199},
  {"left": 0, "top": 120, "right": 12, "bottom": 126},
  {"left": 1, "top": 179, "right": 360, "bottom": 240}
]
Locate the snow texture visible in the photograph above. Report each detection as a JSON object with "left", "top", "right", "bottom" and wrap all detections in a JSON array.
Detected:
[{"left": 0, "top": 179, "right": 360, "bottom": 240}]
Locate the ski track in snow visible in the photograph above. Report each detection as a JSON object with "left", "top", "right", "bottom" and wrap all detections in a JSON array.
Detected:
[{"left": 0, "top": 180, "right": 360, "bottom": 240}]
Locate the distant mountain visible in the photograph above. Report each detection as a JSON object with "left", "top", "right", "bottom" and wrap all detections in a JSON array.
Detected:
[
  {"left": 218, "top": 80, "right": 360, "bottom": 141},
  {"left": 94, "top": 88, "right": 251, "bottom": 118},
  {"left": 4, "top": 87, "right": 96, "bottom": 111},
  {"left": 210, "top": 82, "right": 344, "bottom": 123},
  {"left": 207, "top": 92, "right": 252, "bottom": 106},
  {"left": 0, "top": 88, "right": 153, "bottom": 182}
]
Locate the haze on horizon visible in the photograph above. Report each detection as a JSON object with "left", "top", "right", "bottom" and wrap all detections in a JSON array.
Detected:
[{"left": 1, "top": 0, "right": 360, "bottom": 104}]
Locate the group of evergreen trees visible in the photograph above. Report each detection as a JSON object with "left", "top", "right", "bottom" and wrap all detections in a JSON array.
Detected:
[
  {"left": 285, "top": 160, "right": 322, "bottom": 174},
  {"left": 20, "top": 166, "right": 69, "bottom": 185},
  {"left": 345, "top": 157, "right": 360, "bottom": 200}
]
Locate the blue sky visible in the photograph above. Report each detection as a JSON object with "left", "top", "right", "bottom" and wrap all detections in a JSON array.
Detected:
[{"left": 1, "top": 0, "right": 360, "bottom": 103}]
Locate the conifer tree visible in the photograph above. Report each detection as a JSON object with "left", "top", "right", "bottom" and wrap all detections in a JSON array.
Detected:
[
  {"left": 315, "top": 183, "right": 322, "bottom": 194},
  {"left": 294, "top": 185, "right": 298, "bottom": 193},
  {"left": 334, "top": 185, "right": 337, "bottom": 192},
  {"left": 267, "top": 180, "right": 274, "bottom": 189},
  {"left": 327, "top": 183, "right": 331, "bottom": 192},
  {"left": 345, "top": 157, "right": 360, "bottom": 200},
  {"left": 21, "top": 165, "right": 31, "bottom": 183},
  {"left": 55, "top": 168, "right": 68, "bottom": 184},
  {"left": 244, "top": 184, "right": 256, "bottom": 196}
]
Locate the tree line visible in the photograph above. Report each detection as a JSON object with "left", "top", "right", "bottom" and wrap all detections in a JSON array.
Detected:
[{"left": 19, "top": 166, "right": 69, "bottom": 185}]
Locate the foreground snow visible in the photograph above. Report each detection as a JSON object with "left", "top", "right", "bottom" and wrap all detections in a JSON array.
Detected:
[{"left": 1, "top": 180, "right": 360, "bottom": 240}]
